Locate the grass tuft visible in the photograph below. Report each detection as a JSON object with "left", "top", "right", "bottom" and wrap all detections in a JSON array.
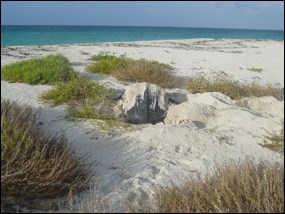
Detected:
[
  {"left": 113, "top": 60, "right": 177, "bottom": 89},
  {"left": 86, "top": 54, "right": 177, "bottom": 88},
  {"left": 247, "top": 67, "right": 263, "bottom": 72},
  {"left": 1, "top": 99, "right": 92, "bottom": 211},
  {"left": 263, "top": 121, "right": 284, "bottom": 154},
  {"left": 86, "top": 54, "right": 131, "bottom": 74},
  {"left": 144, "top": 159, "right": 284, "bottom": 213},
  {"left": 1, "top": 54, "right": 79, "bottom": 85},
  {"left": 80, "top": 52, "right": 89, "bottom": 55},
  {"left": 67, "top": 100, "right": 115, "bottom": 121},
  {"left": 40, "top": 77, "right": 109, "bottom": 106},
  {"left": 186, "top": 72, "right": 283, "bottom": 100}
]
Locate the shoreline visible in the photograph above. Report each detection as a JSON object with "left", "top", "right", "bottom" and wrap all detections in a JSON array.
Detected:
[{"left": 1, "top": 37, "right": 284, "bottom": 48}]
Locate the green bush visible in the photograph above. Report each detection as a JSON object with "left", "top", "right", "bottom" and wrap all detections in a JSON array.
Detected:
[
  {"left": 40, "top": 77, "right": 109, "bottom": 106},
  {"left": 86, "top": 54, "right": 131, "bottom": 74},
  {"left": 40, "top": 77, "right": 117, "bottom": 122},
  {"left": 1, "top": 54, "right": 79, "bottom": 84}
]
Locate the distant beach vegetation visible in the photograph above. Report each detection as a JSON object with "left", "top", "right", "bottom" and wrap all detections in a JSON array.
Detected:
[{"left": 186, "top": 72, "right": 283, "bottom": 101}]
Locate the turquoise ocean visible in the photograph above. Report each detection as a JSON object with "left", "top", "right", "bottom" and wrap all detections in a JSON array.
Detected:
[{"left": 1, "top": 25, "right": 284, "bottom": 46}]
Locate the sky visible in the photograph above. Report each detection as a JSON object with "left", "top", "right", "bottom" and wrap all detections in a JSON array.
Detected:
[{"left": 1, "top": 1, "right": 284, "bottom": 30}]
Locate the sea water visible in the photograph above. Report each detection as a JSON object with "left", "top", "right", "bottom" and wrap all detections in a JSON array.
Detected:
[{"left": 1, "top": 25, "right": 284, "bottom": 46}]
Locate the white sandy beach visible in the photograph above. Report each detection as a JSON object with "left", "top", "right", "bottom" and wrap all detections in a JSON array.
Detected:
[{"left": 1, "top": 39, "right": 284, "bottom": 212}]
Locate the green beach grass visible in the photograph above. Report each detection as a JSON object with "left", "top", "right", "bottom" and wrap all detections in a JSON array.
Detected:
[
  {"left": 86, "top": 54, "right": 131, "bottom": 74},
  {"left": 1, "top": 54, "right": 79, "bottom": 85},
  {"left": 86, "top": 54, "right": 177, "bottom": 88},
  {"left": 40, "top": 77, "right": 109, "bottom": 106},
  {"left": 40, "top": 77, "right": 118, "bottom": 123}
]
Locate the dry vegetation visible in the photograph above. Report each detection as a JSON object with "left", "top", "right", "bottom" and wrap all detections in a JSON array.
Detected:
[
  {"left": 86, "top": 54, "right": 178, "bottom": 88},
  {"left": 1, "top": 99, "right": 92, "bottom": 211},
  {"left": 113, "top": 60, "right": 178, "bottom": 89},
  {"left": 130, "top": 159, "right": 284, "bottom": 213},
  {"left": 186, "top": 72, "right": 283, "bottom": 100},
  {"left": 263, "top": 121, "right": 284, "bottom": 154}
]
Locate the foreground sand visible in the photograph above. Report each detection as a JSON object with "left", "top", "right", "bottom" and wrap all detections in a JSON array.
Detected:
[{"left": 1, "top": 39, "right": 284, "bottom": 212}]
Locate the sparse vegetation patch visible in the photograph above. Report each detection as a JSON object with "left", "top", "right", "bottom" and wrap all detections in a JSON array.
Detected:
[
  {"left": 186, "top": 72, "right": 283, "bottom": 100},
  {"left": 263, "top": 121, "right": 284, "bottom": 154},
  {"left": 40, "top": 77, "right": 119, "bottom": 124}
]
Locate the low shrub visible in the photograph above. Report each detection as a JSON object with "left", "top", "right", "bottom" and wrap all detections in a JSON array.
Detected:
[
  {"left": 142, "top": 159, "right": 284, "bottom": 213},
  {"left": 1, "top": 54, "right": 79, "bottom": 85},
  {"left": 86, "top": 54, "right": 131, "bottom": 74},
  {"left": 40, "top": 77, "right": 109, "bottom": 106},
  {"left": 40, "top": 77, "right": 117, "bottom": 122},
  {"left": 113, "top": 60, "right": 178, "bottom": 89},
  {"left": 86, "top": 54, "right": 177, "bottom": 88},
  {"left": 1, "top": 99, "right": 92, "bottom": 210}
]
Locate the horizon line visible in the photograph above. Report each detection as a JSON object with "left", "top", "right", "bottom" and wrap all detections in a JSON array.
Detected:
[{"left": 1, "top": 24, "right": 284, "bottom": 32}]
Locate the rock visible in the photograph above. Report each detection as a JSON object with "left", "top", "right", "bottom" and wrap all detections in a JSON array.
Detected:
[
  {"left": 109, "top": 88, "right": 125, "bottom": 100},
  {"left": 122, "top": 83, "right": 148, "bottom": 123},
  {"left": 165, "top": 88, "right": 189, "bottom": 104},
  {"left": 122, "top": 83, "right": 168, "bottom": 124},
  {"left": 164, "top": 101, "right": 215, "bottom": 125}
]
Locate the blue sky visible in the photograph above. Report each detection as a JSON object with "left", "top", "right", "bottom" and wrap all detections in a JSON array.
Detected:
[{"left": 1, "top": 1, "right": 284, "bottom": 30}]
